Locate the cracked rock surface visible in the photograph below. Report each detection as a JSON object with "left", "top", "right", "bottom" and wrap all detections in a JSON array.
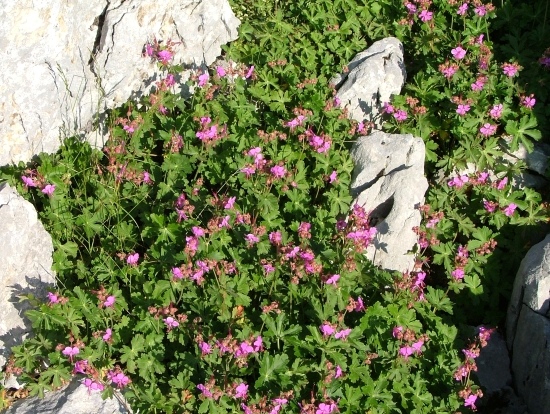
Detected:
[
  {"left": 0, "top": 0, "right": 240, "bottom": 166},
  {"left": 350, "top": 131, "right": 427, "bottom": 273},
  {"left": 332, "top": 37, "right": 406, "bottom": 128},
  {"left": 506, "top": 234, "right": 550, "bottom": 414},
  {"left": 0, "top": 183, "right": 55, "bottom": 371}
]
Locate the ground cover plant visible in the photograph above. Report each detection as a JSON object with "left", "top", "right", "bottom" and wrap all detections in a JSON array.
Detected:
[{"left": 1, "top": 0, "right": 549, "bottom": 412}]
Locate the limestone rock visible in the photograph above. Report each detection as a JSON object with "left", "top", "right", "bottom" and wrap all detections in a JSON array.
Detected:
[
  {"left": 0, "top": 0, "right": 240, "bottom": 167},
  {"left": 0, "top": 183, "right": 55, "bottom": 370},
  {"left": 4, "top": 378, "right": 130, "bottom": 413},
  {"left": 473, "top": 328, "right": 512, "bottom": 395},
  {"left": 509, "top": 305, "right": 550, "bottom": 414},
  {"left": 332, "top": 37, "right": 406, "bottom": 127},
  {"left": 350, "top": 131, "right": 428, "bottom": 273},
  {"left": 506, "top": 234, "right": 550, "bottom": 348}
]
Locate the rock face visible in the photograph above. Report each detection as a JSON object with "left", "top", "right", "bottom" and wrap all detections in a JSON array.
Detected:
[
  {"left": 474, "top": 328, "right": 512, "bottom": 395},
  {"left": 0, "top": 0, "right": 240, "bottom": 167},
  {"left": 4, "top": 378, "right": 129, "bottom": 413},
  {"left": 0, "top": 184, "right": 55, "bottom": 370},
  {"left": 350, "top": 131, "right": 427, "bottom": 273},
  {"left": 506, "top": 234, "right": 550, "bottom": 414},
  {"left": 332, "top": 37, "right": 406, "bottom": 127}
]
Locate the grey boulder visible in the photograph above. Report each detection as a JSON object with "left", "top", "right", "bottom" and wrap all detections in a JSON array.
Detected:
[{"left": 332, "top": 37, "right": 406, "bottom": 127}]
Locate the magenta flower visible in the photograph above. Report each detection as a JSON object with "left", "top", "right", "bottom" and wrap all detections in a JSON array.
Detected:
[
  {"left": 448, "top": 175, "right": 469, "bottom": 188},
  {"left": 411, "top": 340, "right": 424, "bottom": 354},
  {"left": 334, "top": 328, "right": 351, "bottom": 340},
  {"left": 240, "top": 165, "right": 256, "bottom": 178},
  {"left": 419, "top": 10, "right": 433, "bottom": 22},
  {"left": 503, "top": 203, "right": 517, "bottom": 217},
  {"left": 73, "top": 359, "right": 88, "bottom": 375},
  {"left": 452, "top": 268, "right": 465, "bottom": 280},
  {"left": 456, "top": 104, "right": 470, "bottom": 115},
  {"left": 172, "top": 267, "right": 184, "bottom": 280},
  {"left": 399, "top": 346, "right": 414, "bottom": 359},
  {"left": 192, "top": 226, "right": 206, "bottom": 237},
  {"left": 62, "top": 346, "right": 80, "bottom": 362},
  {"left": 103, "top": 296, "right": 116, "bottom": 308},
  {"left": 457, "top": 3, "right": 468, "bottom": 15},
  {"left": 484, "top": 200, "right": 497, "bottom": 213},
  {"left": 198, "top": 384, "right": 213, "bottom": 398},
  {"left": 335, "top": 365, "right": 343, "bottom": 379},
  {"left": 442, "top": 66, "right": 458, "bottom": 79},
  {"left": 269, "top": 231, "right": 282, "bottom": 245},
  {"left": 325, "top": 274, "right": 340, "bottom": 286},
  {"left": 224, "top": 196, "right": 236, "bottom": 209},
  {"left": 383, "top": 102, "right": 394, "bottom": 114},
  {"left": 21, "top": 176, "right": 36, "bottom": 188},
  {"left": 489, "top": 104, "right": 503, "bottom": 119},
  {"left": 464, "top": 395, "right": 477, "bottom": 409},
  {"left": 199, "top": 342, "right": 212, "bottom": 355},
  {"left": 48, "top": 292, "right": 59, "bottom": 304},
  {"left": 246, "top": 234, "right": 259, "bottom": 244},
  {"left": 393, "top": 109, "right": 408, "bottom": 122},
  {"left": 392, "top": 326, "right": 403, "bottom": 338},
  {"left": 320, "top": 323, "right": 335, "bottom": 337},
  {"left": 253, "top": 336, "right": 263, "bottom": 351},
  {"left": 157, "top": 50, "right": 172, "bottom": 64},
  {"left": 198, "top": 73, "right": 209, "bottom": 87},
  {"left": 123, "top": 125, "right": 135, "bottom": 134},
  {"left": 108, "top": 371, "right": 130, "bottom": 389},
  {"left": 41, "top": 184, "right": 56, "bottom": 195},
  {"left": 522, "top": 96, "right": 536, "bottom": 108},
  {"left": 271, "top": 165, "right": 286, "bottom": 179},
  {"left": 235, "top": 383, "right": 248, "bottom": 399},
  {"left": 144, "top": 43, "right": 154, "bottom": 57},
  {"left": 127, "top": 253, "right": 139, "bottom": 265},
  {"left": 471, "top": 79, "right": 485, "bottom": 91},
  {"left": 497, "top": 177, "right": 508, "bottom": 190},
  {"left": 82, "top": 378, "right": 104, "bottom": 393},
  {"left": 355, "top": 297, "right": 365, "bottom": 312},
  {"left": 474, "top": 5, "right": 486, "bottom": 16},
  {"left": 329, "top": 170, "right": 337, "bottom": 183},
  {"left": 502, "top": 63, "right": 518, "bottom": 77},
  {"left": 143, "top": 171, "right": 153, "bottom": 185},
  {"left": 163, "top": 316, "right": 179, "bottom": 328},
  {"left": 219, "top": 215, "right": 231, "bottom": 228},
  {"left": 263, "top": 263, "right": 275, "bottom": 274},
  {"left": 216, "top": 66, "right": 226, "bottom": 77},
  {"left": 317, "top": 402, "right": 338, "bottom": 414},
  {"left": 451, "top": 46, "right": 466, "bottom": 59},
  {"left": 245, "top": 66, "right": 255, "bottom": 79},
  {"left": 479, "top": 123, "right": 497, "bottom": 137},
  {"left": 103, "top": 328, "right": 112, "bottom": 341}
]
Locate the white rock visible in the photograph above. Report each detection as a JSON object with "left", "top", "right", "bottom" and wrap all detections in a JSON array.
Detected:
[
  {"left": 351, "top": 131, "right": 427, "bottom": 273},
  {"left": 4, "top": 378, "right": 130, "bottom": 413},
  {"left": 0, "top": 0, "right": 240, "bottom": 166},
  {"left": 0, "top": 184, "right": 55, "bottom": 370},
  {"left": 333, "top": 37, "right": 406, "bottom": 127}
]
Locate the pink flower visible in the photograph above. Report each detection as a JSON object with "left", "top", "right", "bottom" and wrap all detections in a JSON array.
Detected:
[
  {"left": 224, "top": 196, "right": 236, "bottom": 209},
  {"left": 464, "top": 395, "right": 477, "bottom": 409},
  {"left": 479, "top": 123, "right": 497, "bottom": 136},
  {"left": 383, "top": 102, "right": 394, "bottom": 114},
  {"left": 442, "top": 66, "right": 458, "bottom": 78},
  {"left": 419, "top": 9, "right": 433, "bottom": 22},
  {"left": 127, "top": 253, "right": 139, "bottom": 265},
  {"left": 489, "top": 104, "right": 503, "bottom": 119},
  {"left": 269, "top": 231, "right": 282, "bottom": 245},
  {"left": 245, "top": 66, "right": 255, "bottom": 79},
  {"left": 522, "top": 96, "right": 536, "bottom": 108},
  {"left": 263, "top": 263, "right": 275, "bottom": 274},
  {"left": 484, "top": 200, "right": 497, "bottom": 212},
  {"left": 235, "top": 383, "right": 248, "bottom": 399},
  {"left": 219, "top": 215, "right": 231, "bottom": 228},
  {"left": 104, "top": 296, "right": 116, "bottom": 308},
  {"left": 198, "top": 384, "right": 213, "bottom": 398},
  {"left": 320, "top": 323, "right": 335, "bottom": 337},
  {"left": 393, "top": 326, "right": 404, "bottom": 338},
  {"left": 143, "top": 171, "right": 153, "bottom": 185},
  {"left": 157, "top": 50, "right": 172, "bottom": 64},
  {"left": 502, "top": 63, "right": 518, "bottom": 77},
  {"left": 48, "top": 292, "right": 59, "bottom": 304},
  {"left": 253, "top": 336, "right": 263, "bottom": 351},
  {"left": 334, "top": 328, "right": 351, "bottom": 340},
  {"left": 474, "top": 5, "right": 486, "bottom": 16},
  {"left": 452, "top": 268, "right": 465, "bottom": 280},
  {"left": 503, "top": 203, "right": 517, "bottom": 217},
  {"left": 448, "top": 175, "right": 469, "bottom": 188},
  {"left": 246, "top": 234, "right": 259, "bottom": 244},
  {"left": 198, "top": 73, "right": 209, "bottom": 87},
  {"left": 41, "top": 184, "right": 56, "bottom": 195},
  {"left": 108, "top": 371, "right": 130, "bottom": 389},
  {"left": 123, "top": 125, "right": 135, "bottom": 134},
  {"left": 192, "top": 226, "right": 206, "bottom": 237},
  {"left": 271, "top": 165, "right": 286, "bottom": 179},
  {"left": 399, "top": 346, "right": 414, "bottom": 359},
  {"left": 241, "top": 403, "right": 253, "bottom": 414},
  {"left": 335, "top": 365, "right": 343, "bottom": 378},
  {"left": 163, "top": 317, "right": 179, "bottom": 328},
  {"left": 411, "top": 340, "right": 424, "bottom": 354},
  {"left": 451, "top": 46, "right": 466, "bottom": 59},
  {"left": 82, "top": 378, "right": 104, "bottom": 393},
  {"left": 144, "top": 43, "right": 154, "bottom": 57},
  {"left": 471, "top": 79, "right": 485, "bottom": 91},
  {"left": 73, "top": 359, "right": 88, "bottom": 374},
  {"left": 325, "top": 274, "right": 340, "bottom": 286},
  {"left": 240, "top": 165, "right": 256, "bottom": 178},
  {"left": 62, "top": 346, "right": 80, "bottom": 362},
  {"left": 393, "top": 109, "right": 408, "bottom": 122},
  {"left": 21, "top": 176, "right": 36, "bottom": 188},
  {"left": 199, "top": 342, "right": 212, "bottom": 355},
  {"left": 457, "top": 3, "right": 468, "bottom": 15},
  {"left": 329, "top": 170, "right": 337, "bottom": 183},
  {"left": 216, "top": 66, "right": 226, "bottom": 77},
  {"left": 355, "top": 297, "right": 365, "bottom": 312},
  {"left": 497, "top": 177, "right": 508, "bottom": 190},
  {"left": 456, "top": 104, "right": 470, "bottom": 115},
  {"left": 316, "top": 402, "right": 338, "bottom": 414},
  {"left": 172, "top": 267, "right": 184, "bottom": 280},
  {"left": 103, "top": 328, "right": 112, "bottom": 341}
]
